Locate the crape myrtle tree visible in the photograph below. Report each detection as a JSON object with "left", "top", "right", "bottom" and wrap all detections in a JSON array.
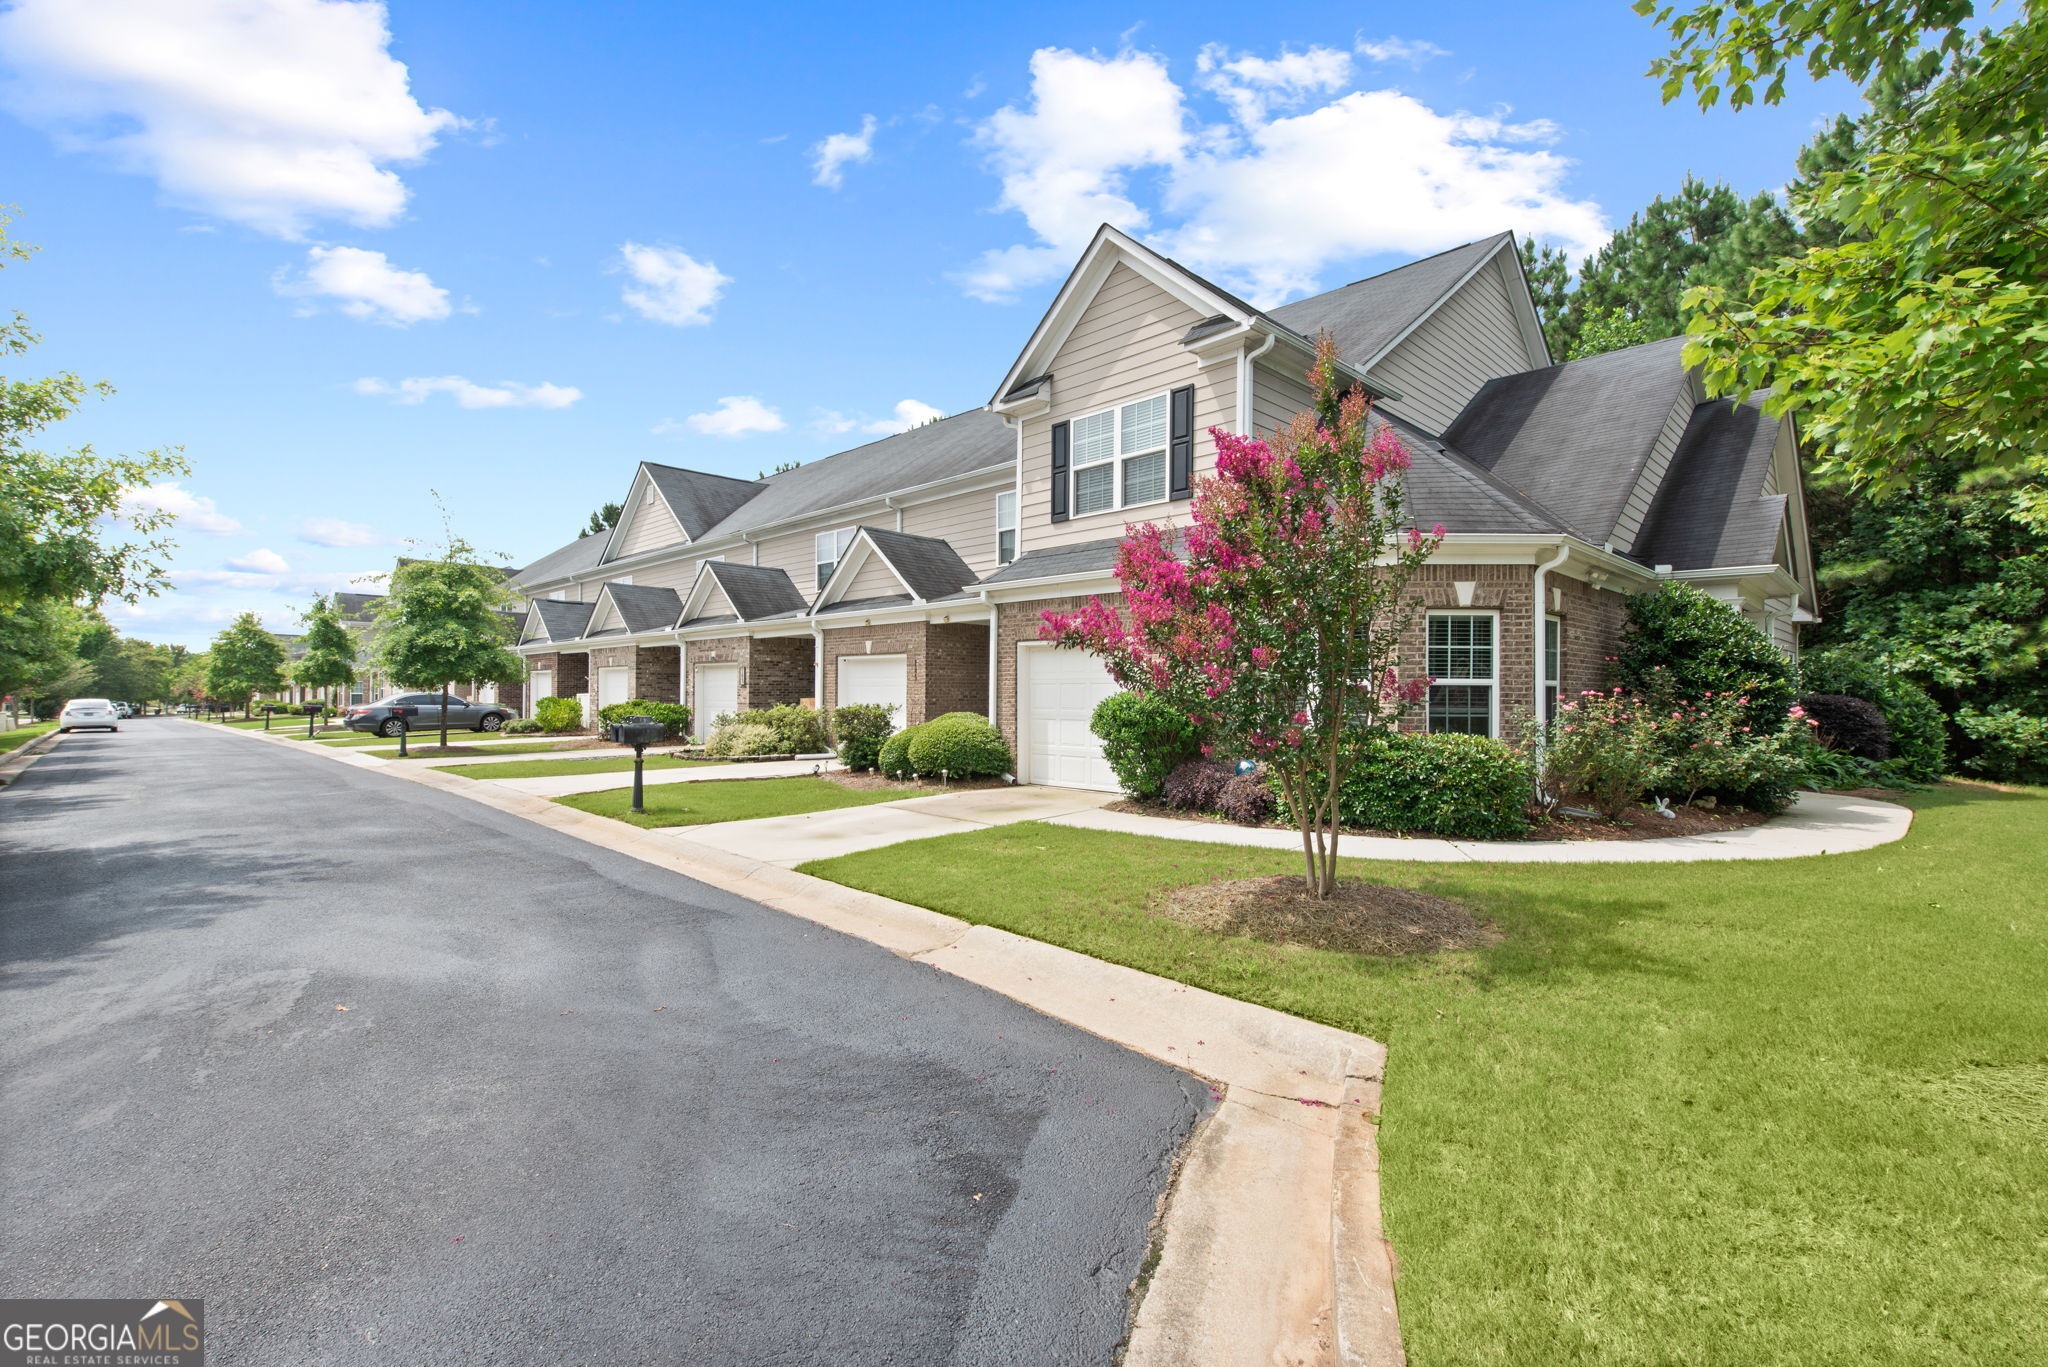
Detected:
[
  {"left": 206, "top": 613, "right": 286, "bottom": 716},
  {"left": 1043, "top": 337, "right": 1442, "bottom": 899},
  {"left": 373, "top": 535, "right": 524, "bottom": 748},
  {"left": 294, "top": 594, "right": 358, "bottom": 712}
]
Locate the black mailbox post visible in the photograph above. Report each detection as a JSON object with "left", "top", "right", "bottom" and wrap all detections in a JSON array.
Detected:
[
  {"left": 608, "top": 715, "right": 666, "bottom": 814},
  {"left": 305, "top": 701, "right": 325, "bottom": 739}
]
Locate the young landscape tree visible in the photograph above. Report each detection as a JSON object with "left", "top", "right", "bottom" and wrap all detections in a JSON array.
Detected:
[
  {"left": 373, "top": 537, "right": 524, "bottom": 747},
  {"left": 1043, "top": 337, "right": 1441, "bottom": 899},
  {"left": 294, "top": 595, "right": 359, "bottom": 713},
  {"left": 206, "top": 613, "right": 286, "bottom": 716}
]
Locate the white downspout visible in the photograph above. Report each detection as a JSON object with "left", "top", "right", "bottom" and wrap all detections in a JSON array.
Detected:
[
  {"left": 1531, "top": 543, "right": 1570, "bottom": 782},
  {"left": 982, "top": 595, "right": 999, "bottom": 722},
  {"left": 810, "top": 622, "right": 824, "bottom": 709},
  {"left": 1238, "top": 331, "right": 1278, "bottom": 436}
]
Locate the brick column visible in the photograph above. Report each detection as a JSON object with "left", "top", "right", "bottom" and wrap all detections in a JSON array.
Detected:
[{"left": 634, "top": 644, "right": 681, "bottom": 702}]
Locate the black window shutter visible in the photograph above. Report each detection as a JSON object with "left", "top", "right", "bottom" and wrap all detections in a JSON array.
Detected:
[
  {"left": 1169, "top": 385, "right": 1195, "bottom": 500},
  {"left": 1050, "top": 421, "right": 1070, "bottom": 523}
]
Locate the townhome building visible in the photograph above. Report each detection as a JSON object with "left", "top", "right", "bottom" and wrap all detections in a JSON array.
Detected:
[{"left": 512, "top": 225, "right": 1817, "bottom": 791}]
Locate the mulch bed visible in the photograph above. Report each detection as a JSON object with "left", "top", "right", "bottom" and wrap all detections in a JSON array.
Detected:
[
  {"left": 1155, "top": 875, "right": 1497, "bottom": 957},
  {"left": 1108, "top": 797, "right": 1774, "bottom": 842}
]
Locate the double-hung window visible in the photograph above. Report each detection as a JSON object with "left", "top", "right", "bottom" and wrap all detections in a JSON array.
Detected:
[
  {"left": 1070, "top": 392, "right": 1169, "bottom": 517},
  {"left": 1426, "top": 612, "right": 1497, "bottom": 736},
  {"left": 814, "top": 527, "right": 856, "bottom": 591},
  {"left": 1543, "top": 616, "right": 1562, "bottom": 720},
  {"left": 995, "top": 491, "right": 1018, "bottom": 564}
]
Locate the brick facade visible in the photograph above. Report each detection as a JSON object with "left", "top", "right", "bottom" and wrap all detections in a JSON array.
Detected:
[
  {"left": 553, "top": 651, "right": 589, "bottom": 698},
  {"left": 995, "top": 594, "right": 1122, "bottom": 754},
  {"left": 633, "top": 644, "right": 680, "bottom": 703},
  {"left": 683, "top": 635, "right": 820, "bottom": 720},
  {"left": 819, "top": 621, "right": 991, "bottom": 728}
]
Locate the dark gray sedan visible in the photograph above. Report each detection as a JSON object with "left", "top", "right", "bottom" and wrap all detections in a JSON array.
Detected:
[{"left": 342, "top": 692, "right": 515, "bottom": 737}]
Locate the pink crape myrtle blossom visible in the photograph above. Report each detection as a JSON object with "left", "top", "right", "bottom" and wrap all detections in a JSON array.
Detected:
[{"left": 1042, "top": 334, "right": 1444, "bottom": 898}]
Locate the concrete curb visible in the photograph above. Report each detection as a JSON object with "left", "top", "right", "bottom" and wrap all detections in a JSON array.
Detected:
[
  {"left": 196, "top": 716, "right": 1408, "bottom": 1366},
  {"left": 0, "top": 727, "right": 63, "bottom": 786}
]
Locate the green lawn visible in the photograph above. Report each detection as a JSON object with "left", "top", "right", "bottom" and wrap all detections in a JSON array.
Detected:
[
  {"left": 558, "top": 775, "right": 935, "bottom": 829},
  {"left": 799, "top": 783, "right": 2048, "bottom": 1367},
  {"left": 434, "top": 753, "right": 716, "bottom": 780},
  {"left": 0, "top": 721, "right": 56, "bottom": 754},
  {"left": 314, "top": 734, "right": 597, "bottom": 754}
]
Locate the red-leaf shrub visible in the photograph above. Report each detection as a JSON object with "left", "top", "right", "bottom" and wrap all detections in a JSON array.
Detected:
[{"left": 1161, "top": 759, "right": 1231, "bottom": 811}]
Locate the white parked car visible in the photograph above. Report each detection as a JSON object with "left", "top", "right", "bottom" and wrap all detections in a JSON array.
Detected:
[{"left": 58, "top": 698, "right": 120, "bottom": 733}]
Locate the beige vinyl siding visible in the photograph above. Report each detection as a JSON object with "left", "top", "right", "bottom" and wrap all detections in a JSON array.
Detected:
[
  {"left": 585, "top": 594, "right": 624, "bottom": 634},
  {"left": 900, "top": 486, "right": 1002, "bottom": 575},
  {"left": 1368, "top": 253, "right": 1537, "bottom": 433},
  {"left": 1019, "top": 262, "right": 1236, "bottom": 553},
  {"left": 1251, "top": 357, "right": 1315, "bottom": 439},
  {"left": 840, "top": 550, "right": 907, "bottom": 601},
  {"left": 1613, "top": 388, "right": 1700, "bottom": 552},
  {"left": 625, "top": 554, "right": 702, "bottom": 592},
  {"left": 754, "top": 529, "right": 823, "bottom": 595},
  {"left": 614, "top": 492, "right": 685, "bottom": 558},
  {"left": 697, "top": 578, "right": 736, "bottom": 618}
]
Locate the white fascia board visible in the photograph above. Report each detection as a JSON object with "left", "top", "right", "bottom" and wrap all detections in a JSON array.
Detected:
[
  {"left": 1357, "top": 235, "right": 1512, "bottom": 375},
  {"left": 974, "top": 572, "right": 1123, "bottom": 602},
  {"left": 1495, "top": 232, "right": 1556, "bottom": 369},
  {"left": 813, "top": 601, "right": 994, "bottom": 629},
  {"left": 1666, "top": 565, "right": 1800, "bottom": 597}
]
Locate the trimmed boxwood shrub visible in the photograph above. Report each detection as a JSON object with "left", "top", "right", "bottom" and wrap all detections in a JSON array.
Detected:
[
  {"left": 534, "top": 697, "right": 582, "bottom": 733},
  {"left": 1161, "top": 759, "right": 1231, "bottom": 811},
  {"left": 832, "top": 703, "right": 898, "bottom": 771},
  {"left": 705, "top": 722, "right": 780, "bottom": 757},
  {"left": 503, "top": 717, "right": 543, "bottom": 734},
  {"left": 597, "top": 698, "right": 691, "bottom": 739},
  {"left": 732, "top": 703, "right": 831, "bottom": 755},
  {"left": 877, "top": 725, "right": 919, "bottom": 779},
  {"left": 1616, "top": 583, "right": 1796, "bottom": 732},
  {"left": 906, "top": 711, "right": 1012, "bottom": 779},
  {"left": 1797, "top": 693, "right": 1891, "bottom": 761},
  {"left": 1323, "top": 732, "right": 1533, "bottom": 839},
  {"left": 1798, "top": 650, "right": 1948, "bottom": 781},
  {"left": 1216, "top": 770, "right": 1275, "bottom": 825},
  {"left": 1091, "top": 691, "right": 1202, "bottom": 799}
]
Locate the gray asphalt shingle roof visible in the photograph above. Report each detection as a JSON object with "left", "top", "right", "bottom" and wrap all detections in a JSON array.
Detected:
[
  {"left": 530, "top": 599, "right": 595, "bottom": 641},
  {"left": 1633, "top": 399, "right": 1788, "bottom": 571},
  {"left": 643, "top": 464, "right": 764, "bottom": 539},
  {"left": 602, "top": 582, "right": 684, "bottom": 633},
  {"left": 704, "top": 561, "right": 809, "bottom": 620},
  {"left": 857, "top": 525, "right": 980, "bottom": 601},
  {"left": 514, "top": 531, "right": 609, "bottom": 586},
  {"left": 976, "top": 537, "right": 1124, "bottom": 585},
  {"left": 1441, "top": 335, "right": 1694, "bottom": 544},
  {"left": 1269, "top": 234, "right": 1511, "bottom": 365}
]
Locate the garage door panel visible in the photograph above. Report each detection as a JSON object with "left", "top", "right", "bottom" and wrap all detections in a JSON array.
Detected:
[
  {"left": 694, "top": 664, "right": 739, "bottom": 741},
  {"left": 838, "top": 655, "right": 908, "bottom": 730},
  {"left": 1019, "top": 647, "right": 1120, "bottom": 792},
  {"left": 596, "top": 666, "right": 630, "bottom": 711}
]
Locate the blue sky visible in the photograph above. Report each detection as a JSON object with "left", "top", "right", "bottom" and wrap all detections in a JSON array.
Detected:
[{"left": 1, "top": 0, "right": 1856, "bottom": 649}]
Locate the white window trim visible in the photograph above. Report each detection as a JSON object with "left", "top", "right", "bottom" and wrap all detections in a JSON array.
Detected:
[
  {"left": 1068, "top": 390, "right": 1171, "bottom": 519},
  {"left": 1425, "top": 610, "right": 1500, "bottom": 738},
  {"left": 815, "top": 527, "right": 856, "bottom": 592},
  {"left": 995, "top": 490, "right": 1018, "bottom": 565}
]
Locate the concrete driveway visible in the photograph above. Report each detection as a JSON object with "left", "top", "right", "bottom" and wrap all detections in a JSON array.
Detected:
[{"left": 0, "top": 722, "right": 1207, "bottom": 1366}]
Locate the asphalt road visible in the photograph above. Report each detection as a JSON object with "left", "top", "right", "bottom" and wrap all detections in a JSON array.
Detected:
[{"left": 0, "top": 721, "right": 1208, "bottom": 1366}]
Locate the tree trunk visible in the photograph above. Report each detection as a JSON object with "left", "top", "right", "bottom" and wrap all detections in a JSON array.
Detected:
[{"left": 440, "top": 683, "right": 451, "bottom": 748}]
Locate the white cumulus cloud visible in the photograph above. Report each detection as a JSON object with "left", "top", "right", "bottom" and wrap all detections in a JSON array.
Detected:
[
  {"left": 617, "top": 242, "right": 729, "bottom": 326},
  {"left": 297, "top": 516, "right": 384, "bottom": 547},
  {"left": 656, "top": 396, "right": 786, "bottom": 438},
  {"left": 353, "top": 376, "right": 582, "bottom": 409},
  {"left": 118, "top": 481, "right": 243, "bottom": 535},
  {"left": 1356, "top": 35, "right": 1450, "bottom": 67},
  {"left": 274, "top": 245, "right": 452, "bottom": 325},
  {"left": 226, "top": 547, "right": 291, "bottom": 574},
  {"left": 0, "top": 0, "right": 463, "bottom": 238},
  {"left": 811, "top": 114, "right": 876, "bottom": 188},
  {"left": 958, "top": 43, "right": 1606, "bottom": 305},
  {"left": 814, "top": 399, "right": 947, "bottom": 436}
]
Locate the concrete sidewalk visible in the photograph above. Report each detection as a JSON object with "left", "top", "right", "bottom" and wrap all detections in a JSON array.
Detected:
[
  {"left": 1045, "top": 789, "right": 1911, "bottom": 862},
  {"left": 667, "top": 786, "right": 1117, "bottom": 867},
  {"left": 487, "top": 757, "right": 831, "bottom": 797}
]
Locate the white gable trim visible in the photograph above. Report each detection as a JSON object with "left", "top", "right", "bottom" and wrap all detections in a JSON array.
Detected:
[
  {"left": 1496, "top": 232, "right": 1557, "bottom": 369},
  {"left": 990, "top": 225, "right": 1255, "bottom": 411},
  {"left": 679, "top": 561, "right": 734, "bottom": 624},
  {"left": 1357, "top": 235, "right": 1522, "bottom": 377},
  {"left": 812, "top": 530, "right": 917, "bottom": 612},
  {"left": 584, "top": 585, "right": 628, "bottom": 635},
  {"left": 599, "top": 464, "right": 691, "bottom": 564},
  {"left": 517, "top": 603, "right": 553, "bottom": 645}
]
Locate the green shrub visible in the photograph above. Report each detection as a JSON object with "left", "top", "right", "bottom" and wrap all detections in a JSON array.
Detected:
[
  {"left": 503, "top": 717, "right": 543, "bottom": 734},
  {"left": 1091, "top": 691, "right": 1202, "bottom": 799},
  {"left": 832, "top": 703, "right": 898, "bottom": 770},
  {"left": 1616, "top": 583, "right": 1796, "bottom": 732},
  {"left": 724, "top": 703, "right": 831, "bottom": 755},
  {"left": 1326, "top": 731, "right": 1533, "bottom": 838},
  {"left": 877, "top": 725, "right": 919, "bottom": 779},
  {"left": 905, "top": 711, "right": 1012, "bottom": 779},
  {"left": 597, "top": 698, "right": 691, "bottom": 739},
  {"left": 534, "top": 697, "right": 583, "bottom": 733},
  {"left": 704, "top": 722, "right": 780, "bottom": 758},
  {"left": 1543, "top": 692, "right": 1660, "bottom": 819},
  {"left": 1798, "top": 650, "right": 1948, "bottom": 781},
  {"left": 1954, "top": 705, "right": 2048, "bottom": 783}
]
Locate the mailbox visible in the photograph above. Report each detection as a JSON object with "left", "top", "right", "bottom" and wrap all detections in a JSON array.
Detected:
[{"left": 609, "top": 716, "right": 667, "bottom": 749}]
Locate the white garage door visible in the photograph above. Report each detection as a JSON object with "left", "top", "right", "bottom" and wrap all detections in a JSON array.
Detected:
[
  {"left": 694, "top": 663, "right": 740, "bottom": 741},
  {"left": 529, "top": 669, "right": 553, "bottom": 701},
  {"left": 596, "top": 666, "right": 630, "bottom": 711},
  {"left": 837, "top": 654, "right": 908, "bottom": 731},
  {"left": 1019, "top": 646, "right": 1120, "bottom": 791}
]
